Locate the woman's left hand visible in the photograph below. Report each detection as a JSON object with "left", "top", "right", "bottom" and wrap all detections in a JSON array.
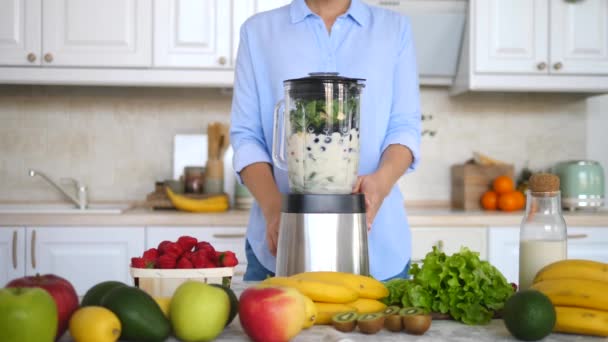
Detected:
[{"left": 352, "top": 173, "right": 392, "bottom": 231}]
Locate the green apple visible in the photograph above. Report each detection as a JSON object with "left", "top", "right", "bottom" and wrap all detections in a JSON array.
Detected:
[
  {"left": 0, "top": 287, "right": 58, "bottom": 342},
  {"left": 170, "top": 281, "right": 230, "bottom": 342}
]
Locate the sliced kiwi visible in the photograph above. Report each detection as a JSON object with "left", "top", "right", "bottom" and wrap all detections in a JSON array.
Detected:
[
  {"left": 384, "top": 314, "right": 403, "bottom": 332},
  {"left": 400, "top": 307, "right": 432, "bottom": 335},
  {"left": 382, "top": 305, "right": 401, "bottom": 316},
  {"left": 332, "top": 311, "right": 358, "bottom": 333},
  {"left": 357, "top": 312, "right": 385, "bottom": 334}
]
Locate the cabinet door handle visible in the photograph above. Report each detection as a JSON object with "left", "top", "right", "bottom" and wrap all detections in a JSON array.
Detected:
[
  {"left": 567, "top": 234, "right": 588, "bottom": 239},
  {"left": 218, "top": 56, "right": 227, "bottom": 65},
  {"left": 553, "top": 62, "right": 563, "bottom": 70},
  {"left": 537, "top": 62, "right": 547, "bottom": 70},
  {"left": 27, "top": 53, "right": 36, "bottom": 63},
  {"left": 12, "top": 230, "right": 18, "bottom": 270},
  {"left": 44, "top": 53, "right": 53, "bottom": 63},
  {"left": 213, "top": 233, "right": 245, "bottom": 239},
  {"left": 31, "top": 230, "right": 36, "bottom": 269}
]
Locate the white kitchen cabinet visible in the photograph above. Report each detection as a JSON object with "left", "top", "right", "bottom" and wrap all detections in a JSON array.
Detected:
[
  {"left": 41, "top": 0, "right": 152, "bottom": 67},
  {"left": 154, "top": 0, "right": 231, "bottom": 68},
  {"left": 146, "top": 227, "right": 247, "bottom": 278},
  {"left": 410, "top": 227, "right": 488, "bottom": 262},
  {"left": 0, "top": 0, "right": 41, "bottom": 66},
  {"left": 452, "top": 0, "right": 608, "bottom": 93},
  {"left": 488, "top": 226, "right": 608, "bottom": 284},
  {"left": 475, "top": 0, "right": 548, "bottom": 74},
  {"left": 550, "top": 0, "right": 608, "bottom": 75},
  {"left": 25, "top": 227, "right": 145, "bottom": 295},
  {"left": 0, "top": 228, "right": 26, "bottom": 286}
]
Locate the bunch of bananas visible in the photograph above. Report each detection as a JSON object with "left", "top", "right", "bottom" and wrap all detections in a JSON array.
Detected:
[
  {"left": 262, "top": 271, "right": 389, "bottom": 325},
  {"left": 531, "top": 259, "right": 608, "bottom": 337},
  {"left": 165, "top": 187, "right": 229, "bottom": 212}
]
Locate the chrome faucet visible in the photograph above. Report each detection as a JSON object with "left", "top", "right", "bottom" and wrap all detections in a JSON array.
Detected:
[{"left": 28, "top": 169, "right": 88, "bottom": 210}]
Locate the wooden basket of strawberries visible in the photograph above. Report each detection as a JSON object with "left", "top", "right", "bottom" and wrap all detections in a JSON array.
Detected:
[{"left": 130, "top": 236, "right": 239, "bottom": 298}]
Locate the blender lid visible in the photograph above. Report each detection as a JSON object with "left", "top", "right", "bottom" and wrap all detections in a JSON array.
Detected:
[
  {"left": 281, "top": 193, "right": 366, "bottom": 214},
  {"left": 285, "top": 72, "right": 365, "bottom": 85}
]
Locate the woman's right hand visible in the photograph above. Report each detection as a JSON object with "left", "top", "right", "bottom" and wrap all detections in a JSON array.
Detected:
[{"left": 263, "top": 197, "right": 281, "bottom": 256}]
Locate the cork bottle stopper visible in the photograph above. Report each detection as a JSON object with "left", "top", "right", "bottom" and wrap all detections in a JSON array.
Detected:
[{"left": 529, "top": 173, "right": 560, "bottom": 192}]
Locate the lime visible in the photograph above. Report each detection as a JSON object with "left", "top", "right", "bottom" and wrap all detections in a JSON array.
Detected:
[{"left": 503, "top": 290, "right": 556, "bottom": 341}]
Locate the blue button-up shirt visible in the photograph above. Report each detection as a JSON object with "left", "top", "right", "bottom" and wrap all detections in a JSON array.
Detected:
[{"left": 230, "top": 0, "right": 421, "bottom": 280}]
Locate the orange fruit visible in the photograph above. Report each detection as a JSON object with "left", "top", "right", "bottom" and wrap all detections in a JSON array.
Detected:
[
  {"left": 493, "top": 175, "right": 515, "bottom": 195},
  {"left": 498, "top": 192, "right": 519, "bottom": 211},
  {"left": 481, "top": 191, "right": 498, "bottom": 210},
  {"left": 513, "top": 191, "right": 526, "bottom": 210}
]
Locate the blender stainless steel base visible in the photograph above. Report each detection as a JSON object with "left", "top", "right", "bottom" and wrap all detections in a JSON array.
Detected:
[{"left": 275, "top": 194, "right": 369, "bottom": 276}]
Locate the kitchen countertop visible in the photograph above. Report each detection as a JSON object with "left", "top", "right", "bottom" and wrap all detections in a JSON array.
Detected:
[
  {"left": 56, "top": 281, "right": 602, "bottom": 342},
  {"left": 1, "top": 206, "right": 607, "bottom": 227}
]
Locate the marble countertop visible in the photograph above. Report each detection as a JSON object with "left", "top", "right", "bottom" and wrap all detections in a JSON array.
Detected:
[
  {"left": 2, "top": 206, "right": 607, "bottom": 227},
  {"left": 57, "top": 281, "right": 602, "bottom": 342}
]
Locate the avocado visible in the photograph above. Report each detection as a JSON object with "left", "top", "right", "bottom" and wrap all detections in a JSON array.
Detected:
[
  {"left": 100, "top": 286, "right": 171, "bottom": 342},
  {"left": 210, "top": 283, "right": 239, "bottom": 326},
  {"left": 81, "top": 281, "right": 128, "bottom": 307}
]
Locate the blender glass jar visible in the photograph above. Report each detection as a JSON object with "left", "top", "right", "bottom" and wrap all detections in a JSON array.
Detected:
[{"left": 273, "top": 73, "right": 365, "bottom": 194}]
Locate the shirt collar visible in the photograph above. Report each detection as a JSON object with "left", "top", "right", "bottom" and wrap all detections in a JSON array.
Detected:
[{"left": 290, "top": 0, "right": 370, "bottom": 26}]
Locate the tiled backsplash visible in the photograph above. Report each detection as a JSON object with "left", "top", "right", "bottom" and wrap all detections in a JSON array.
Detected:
[{"left": 0, "top": 86, "right": 590, "bottom": 202}]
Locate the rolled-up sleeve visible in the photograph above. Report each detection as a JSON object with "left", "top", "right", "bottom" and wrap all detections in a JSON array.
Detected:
[
  {"left": 380, "top": 18, "right": 421, "bottom": 173},
  {"left": 230, "top": 23, "right": 273, "bottom": 183}
]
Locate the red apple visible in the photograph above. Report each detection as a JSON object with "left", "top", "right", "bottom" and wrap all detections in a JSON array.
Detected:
[
  {"left": 6, "top": 274, "right": 78, "bottom": 340},
  {"left": 239, "top": 285, "right": 306, "bottom": 342}
]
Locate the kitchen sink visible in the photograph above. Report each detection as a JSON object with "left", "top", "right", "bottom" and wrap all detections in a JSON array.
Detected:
[{"left": 0, "top": 203, "right": 131, "bottom": 214}]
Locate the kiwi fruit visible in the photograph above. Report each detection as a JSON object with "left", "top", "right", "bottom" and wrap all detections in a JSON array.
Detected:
[
  {"left": 357, "top": 312, "right": 385, "bottom": 334},
  {"left": 332, "top": 311, "right": 359, "bottom": 333},
  {"left": 400, "top": 307, "right": 432, "bottom": 335},
  {"left": 382, "top": 305, "right": 401, "bottom": 316},
  {"left": 384, "top": 314, "right": 403, "bottom": 332}
]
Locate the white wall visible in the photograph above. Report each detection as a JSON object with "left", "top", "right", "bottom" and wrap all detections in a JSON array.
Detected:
[
  {"left": 0, "top": 85, "right": 588, "bottom": 203},
  {"left": 586, "top": 94, "right": 608, "bottom": 207}
]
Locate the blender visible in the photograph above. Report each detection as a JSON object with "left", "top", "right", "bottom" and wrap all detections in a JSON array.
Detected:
[{"left": 272, "top": 72, "right": 369, "bottom": 276}]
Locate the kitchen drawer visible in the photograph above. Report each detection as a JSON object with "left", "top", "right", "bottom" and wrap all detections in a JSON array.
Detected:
[
  {"left": 146, "top": 227, "right": 248, "bottom": 275},
  {"left": 410, "top": 227, "right": 488, "bottom": 262}
]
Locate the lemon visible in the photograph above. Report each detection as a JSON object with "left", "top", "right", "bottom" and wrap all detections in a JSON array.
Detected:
[
  {"left": 154, "top": 296, "right": 172, "bottom": 319},
  {"left": 69, "top": 306, "right": 121, "bottom": 342},
  {"left": 302, "top": 295, "right": 317, "bottom": 329}
]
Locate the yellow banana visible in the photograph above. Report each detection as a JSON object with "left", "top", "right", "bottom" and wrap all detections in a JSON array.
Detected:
[
  {"left": 346, "top": 298, "right": 387, "bottom": 314},
  {"left": 261, "top": 277, "right": 358, "bottom": 303},
  {"left": 302, "top": 296, "right": 317, "bottom": 329},
  {"left": 533, "top": 259, "right": 608, "bottom": 284},
  {"left": 291, "top": 272, "right": 389, "bottom": 300},
  {"left": 166, "top": 187, "right": 229, "bottom": 212},
  {"left": 554, "top": 306, "right": 608, "bottom": 337},
  {"left": 531, "top": 278, "right": 608, "bottom": 311},
  {"left": 313, "top": 302, "right": 357, "bottom": 325}
]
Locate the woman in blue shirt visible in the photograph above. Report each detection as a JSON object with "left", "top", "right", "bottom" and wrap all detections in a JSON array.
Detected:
[{"left": 230, "top": 0, "right": 421, "bottom": 281}]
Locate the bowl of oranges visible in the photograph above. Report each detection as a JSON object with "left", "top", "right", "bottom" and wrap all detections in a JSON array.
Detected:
[{"left": 481, "top": 175, "right": 526, "bottom": 211}]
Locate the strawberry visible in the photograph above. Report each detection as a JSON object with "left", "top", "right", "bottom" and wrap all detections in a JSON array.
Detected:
[
  {"left": 176, "top": 257, "right": 194, "bottom": 269},
  {"left": 131, "top": 257, "right": 147, "bottom": 268},
  {"left": 191, "top": 250, "right": 211, "bottom": 268},
  {"left": 217, "top": 251, "right": 239, "bottom": 267},
  {"left": 157, "top": 240, "right": 172, "bottom": 255},
  {"left": 142, "top": 248, "right": 158, "bottom": 262},
  {"left": 164, "top": 242, "right": 184, "bottom": 259},
  {"left": 177, "top": 236, "right": 198, "bottom": 252},
  {"left": 182, "top": 250, "right": 195, "bottom": 261},
  {"left": 157, "top": 254, "right": 177, "bottom": 269},
  {"left": 197, "top": 242, "right": 217, "bottom": 262}
]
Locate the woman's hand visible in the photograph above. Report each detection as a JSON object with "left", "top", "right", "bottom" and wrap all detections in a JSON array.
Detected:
[
  {"left": 263, "top": 207, "right": 281, "bottom": 256},
  {"left": 353, "top": 172, "right": 392, "bottom": 231}
]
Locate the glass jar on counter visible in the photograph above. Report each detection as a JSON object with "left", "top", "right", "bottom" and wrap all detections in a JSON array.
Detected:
[
  {"left": 184, "top": 166, "right": 205, "bottom": 193},
  {"left": 519, "top": 173, "right": 567, "bottom": 290}
]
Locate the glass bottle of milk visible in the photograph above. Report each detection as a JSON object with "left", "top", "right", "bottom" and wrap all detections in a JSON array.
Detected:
[{"left": 519, "top": 173, "right": 567, "bottom": 290}]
